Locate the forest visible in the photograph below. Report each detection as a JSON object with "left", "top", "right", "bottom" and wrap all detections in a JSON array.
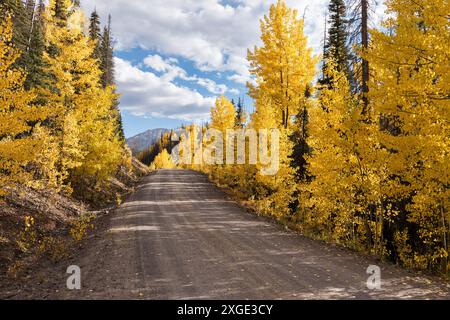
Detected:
[
  {"left": 0, "top": 0, "right": 130, "bottom": 199},
  {"left": 143, "top": 0, "right": 449, "bottom": 275},
  {"left": 1, "top": 0, "right": 449, "bottom": 278}
]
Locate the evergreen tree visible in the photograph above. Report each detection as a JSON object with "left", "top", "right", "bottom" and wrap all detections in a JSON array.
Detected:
[
  {"left": 2, "top": 0, "right": 28, "bottom": 59},
  {"left": 23, "top": 0, "right": 47, "bottom": 89},
  {"left": 99, "top": 15, "right": 125, "bottom": 143},
  {"left": 291, "top": 86, "right": 312, "bottom": 182},
  {"left": 235, "top": 97, "right": 247, "bottom": 128},
  {"left": 322, "top": 0, "right": 350, "bottom": 84},
  {"left": 360, "top": 0, "right": 369, "bottom": 114},
  {"left": 347, "top": 0, "right": 370, "bottom": 111},
  {"left": 114, "top": 110, "right": 125, "bottom": 143},
  {"left": 100, "top": 15, "right": 114, "bottom": 88},
  {"left": 89, "top": 9, "right": 101, "bottom": 60},
  {"left": 53, "top": 0, "right": 69, "bottom": 22}
]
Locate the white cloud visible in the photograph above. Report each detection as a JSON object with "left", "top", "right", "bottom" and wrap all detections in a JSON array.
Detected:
[
  {"left": 82, "top": 0, "right": 383, "bottom": 76},
  {"left": 82, "top": 0, "right": 386, "bottom": 80},
  {"left": 196, "top": 78, "right": 228, "bottom": 95},
  {"left": 143, "top": 54, "right": 234, "bottom": 95},
  {"left": 143, "top": 55, "right": 172, "bottom": 73},
  {"left": 144, "top": 54, "right": 189, "bottom": 82},
  {"left": 79, "top": 0, "right": 386, "bottom": 121},
  {"left": 115, "top": 57, "right": 215, "bottom": 121},
  {"left": 80, "top": 0, "right": 333, "bottom": 86}
]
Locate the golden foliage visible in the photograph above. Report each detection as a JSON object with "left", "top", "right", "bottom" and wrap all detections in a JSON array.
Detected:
[
  {"left": 38, "top": 4, "right": 128, "bottom": 192},
  {"left": 247, "top": 0, "right": 319, "bottom": 128},
  {"left": 70, "top": 213, "right": 96, "bottom": 242},
  {"left": 195, "top": 0, "right": 449, "bottom": 274},
  {"left": 0, "top": 14, "right": 49, "bottom": 195},
  {"left": 2, "top": 0, "right": 448, "bottom": 275},
  {"left": 364, "top": 0, "right": 450, "bottom": 270},
  {"left": 245, "top": 0, "right": 317, "bottom": 218},
  {"left": 151, "top": 149, "right": 176, "bottom": 170}
]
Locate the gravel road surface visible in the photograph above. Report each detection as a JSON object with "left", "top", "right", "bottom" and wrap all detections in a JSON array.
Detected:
[{"left": 3, "top": 170, "right": 449, "bottom": 299}]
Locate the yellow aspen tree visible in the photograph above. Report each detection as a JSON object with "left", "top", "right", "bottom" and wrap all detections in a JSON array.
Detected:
[
  {"left": 250, "top": 95, "right": 296, "bottom": 218},
  {"left": 247, "top": 0, "right": 318, "bottom": 129},
  {"left": 210, "top": 96, "right": 236, "bottom": 133},
  {"left": 302, "top": 61, "right": 385, "bottom": 250},
  {"left": 73, "top": 85, "right": 124, "bottom": 182},
  {"left": 41, "top": 2, "right": 126, "bottom": 191},
  {"left": 195, "top": 125, "right": 209, "bottom": 172},
  {"left": 208, "top": 96, "right": 236, "bottom": 186},
  {"left": 39, "top": 0, "right": 87, "bottom": 190},
  {"left": 176, "top": 124, "right": 204, "bottom": 171},
  {"left": 0, "top": 14, "right": 49, "bottom": 195},
  {"left": 366, "top": 0, "right": 450, "bottom": 271},
  {"left": 246, "top": 0, "right": 318, "bottom": 219},
  {"left": 152, "top": 149, "right": 175, "bottom": 170}
]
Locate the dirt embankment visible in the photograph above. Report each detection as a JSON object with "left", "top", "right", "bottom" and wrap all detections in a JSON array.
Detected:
[{"left": 0, "top": 158, "right": 149, "bottom": 283}]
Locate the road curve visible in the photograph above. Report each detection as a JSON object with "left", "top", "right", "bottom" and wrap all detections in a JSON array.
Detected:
[{"left": 7, "top": 170, "right": 450, "bottom": 299}]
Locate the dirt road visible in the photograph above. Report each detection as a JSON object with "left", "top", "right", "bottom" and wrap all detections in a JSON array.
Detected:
[{"left": 4, "top": 170, "right": 449, "bottom": 299}]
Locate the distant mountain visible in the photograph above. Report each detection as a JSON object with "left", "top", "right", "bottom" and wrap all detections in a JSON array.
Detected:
[{"left": 126, "top": 128, "right": 171, "bottom": 155}]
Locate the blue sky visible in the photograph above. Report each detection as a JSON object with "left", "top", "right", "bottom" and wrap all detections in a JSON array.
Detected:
[
  {"left": 80, "top": 0, "right": 385, "bottom": 138},
  {"left": 115, "top": 47, "right": 250, "bottom": 136}
]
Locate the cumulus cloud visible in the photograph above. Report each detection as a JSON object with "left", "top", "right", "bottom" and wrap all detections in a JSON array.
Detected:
[
  {"left": 143, "top": 55, "right": 176, "bottom": 73},
  {"left": 82, "top": 0, "right": 387, "bottom": 77},
  {"left": 195, "top": 78, "right": 228, "bottom": 95},
  {"left": 114, "top": 57, "right": 215, "bottom": 121},
  {"left": 143, "top": 54, "right": 235, "bottom": 95},
  {"left": 143, "top": 55, "right": 188, "bottom": 82},
  {"left": 79, "top": 0, "right": 386, "bottom": 121},
  {"left": 80, "top": 0, "right": 334, "bottom": 85}
]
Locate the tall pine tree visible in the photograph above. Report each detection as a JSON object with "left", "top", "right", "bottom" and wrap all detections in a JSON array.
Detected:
[
  {"left": 89, "top": 9, "right": 101, "bottom": 61},
  {"left": 348, "top": 0, "right": 371, "bottom": 112},
  {"left": 235, "top": 97, "right": 247, "bottom": 128},
  {"left": 2, "top": 0, "right": 27, "bottom": 64},
  {"left": 323, "top": 0, "right": 350, "bottom": 84},
  {"left": 100, "top": 15, "right": 114, "bottom": 88},
  {"left": 99, "top": 15, "right": 125, "bottom": 143},
  {"left": 23, "top": 0, "right": 47, "bottom": 89}
]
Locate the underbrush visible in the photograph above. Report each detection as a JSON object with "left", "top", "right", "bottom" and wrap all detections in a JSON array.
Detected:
[{"left": 0, "top": 158, "right": 149, "bottom": 279}]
